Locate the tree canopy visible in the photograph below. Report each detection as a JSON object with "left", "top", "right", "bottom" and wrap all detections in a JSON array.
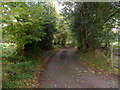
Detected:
[
  {"left": 1, "top": 2, "right": 120, "bottom": 54},
  {"left": 61, "top": 2, "right": 119, "bottom": 52},
  {"left": 2, "top": 2, "right": 57, "bottom": 54}
]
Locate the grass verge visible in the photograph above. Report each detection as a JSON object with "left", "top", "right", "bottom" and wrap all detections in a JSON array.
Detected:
[
  {"left": 2, "top": 58, "right": 40, "bottom": 88},
  {"left": 76, "top": 50, "right": 119, "bottom": 76},
  {"left": 1, "top": 43, "right": 42, "bottom": 88}
]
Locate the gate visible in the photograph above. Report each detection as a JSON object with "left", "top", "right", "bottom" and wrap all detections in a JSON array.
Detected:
[{"left": 113, "top": 48, "right": 120, "bottom": 68}]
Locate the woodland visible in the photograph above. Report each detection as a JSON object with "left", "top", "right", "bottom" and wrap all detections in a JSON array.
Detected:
[{"left": 1, "top": 2, "right": 120, "bottom": 88}]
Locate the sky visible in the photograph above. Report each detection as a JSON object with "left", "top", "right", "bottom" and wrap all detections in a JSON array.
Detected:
[{"left": 52, "top": 1, "right": 64, "bottom": 14}]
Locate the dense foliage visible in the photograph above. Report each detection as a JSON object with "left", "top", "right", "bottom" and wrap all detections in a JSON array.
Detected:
[
  {"left": 61, "top": 2, "right": 119, "bottom": 52},
  {"left": 2, "top": 2, "right": 57, "bottom": 54},
  {"left": 1, "top": 2, "right": 120, "bottom": 88},
  {"left": 1, "top": 2, "right": 58, "bottom": 88}
]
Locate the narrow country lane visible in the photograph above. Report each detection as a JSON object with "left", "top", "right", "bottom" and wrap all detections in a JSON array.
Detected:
[{"left": 39, "top": 49, "right": 118, "bottom": 88}]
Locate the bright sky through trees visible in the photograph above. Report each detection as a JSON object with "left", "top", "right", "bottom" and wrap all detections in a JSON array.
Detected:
[{"left": 53, "top": 1, "right": 64, "bottom": 14}]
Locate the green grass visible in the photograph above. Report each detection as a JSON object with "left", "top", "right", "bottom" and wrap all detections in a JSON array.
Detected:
[
  {"left": 1, "top": 43, "right": 40, "bottom": 88},
  {"left": 76, "top": 50, "right": 118, "bottom": 75},
  {"left": 2, "top": 60, "right": 39, "bottom": 88}
]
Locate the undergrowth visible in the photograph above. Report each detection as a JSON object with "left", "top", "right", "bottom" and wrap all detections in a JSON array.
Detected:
[
  {"left": 2, "top": 60, "right": 39, "bottom": 88},
  {"left": 1, "top": 43, "right": 41, "bottom": 88},
  {"left": 76, "top": 50, "right": 118, "bottom": 75}
]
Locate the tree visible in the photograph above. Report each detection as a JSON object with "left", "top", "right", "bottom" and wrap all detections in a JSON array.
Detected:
[
  {"left": 61, "top": 2, "right": 119, "bottom": 52},
  {"left": 2, "top": 2, "right": 57, "bottom": 54}
]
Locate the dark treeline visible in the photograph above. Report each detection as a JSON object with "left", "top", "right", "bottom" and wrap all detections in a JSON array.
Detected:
[{"left": 61, "top": 2, "right": 119, "bottom": 53}]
